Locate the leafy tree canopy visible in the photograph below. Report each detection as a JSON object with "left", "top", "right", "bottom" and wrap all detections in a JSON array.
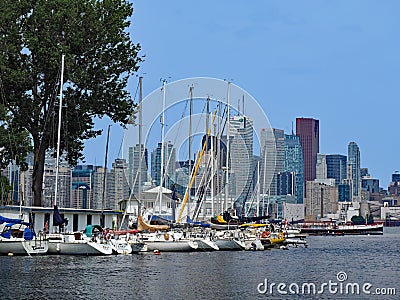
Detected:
[{"left": 0, "top": 0, "right": 142, "bottom": 206}]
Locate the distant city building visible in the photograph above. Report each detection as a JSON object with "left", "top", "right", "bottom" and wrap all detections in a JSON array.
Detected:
[
  {"left": 360, "top": 168, "right": 369, "bottom": 178},
  {"left": 338, "top": 183, "right": 351, "bottom": 202},
  {"left": 106, "top": 158, "right": 130, "bottom": 210},
  {"left": 284, "top": 134, "right": 304, "bottom": 204},
  {"left": 128, "top": 144, "right": 148, "bottom": 194},
  {"left": 326, "top": 154, "right": 347, "bottom": 185},
  {"left": 229, "top": 115, "right": 254, "bottom": 208},
  {"left": 348, "top": 142, "right": 361, "bottom": 198},
  {"left": 151, "top": 142, "right": 176, "bottom": 188},
  {"left": 72, "top": 165, "right": 95, "bottom": 209},
  {"left": 304, "top": 181, "right": 338, "bottom": 221},
  {"left": 392, "top": 171, "right": 400, "bottom": 183},
  {"left": 316, "top": 154, "right": 327, "bottom": 179},
  {"left": 361, "top": 176, "right": 379, "bottom": 194},
  {"left": 296, "top": 118, "right": 319, "bottom": 186},
  {"left": 92, "top": 167, "right": 107, "bottom": 210},
  {"left": 260, "top": 128, "right": 284, "bottom": 196},
  {"left": 277, "top": 171, "right": 295, "bottom": 196},
  {"left": 44, "top": 153, "right": 72, "bottom": 208}
]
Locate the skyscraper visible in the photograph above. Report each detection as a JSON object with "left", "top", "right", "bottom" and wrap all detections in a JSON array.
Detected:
[
  {"left": 151, "top": 142, "right": 176, "bottom": 188},
  {"left": 260, "top": 128, "right": 285, "bottom": 196},
  {"left": 326, "top": 154, "right": 347, "bottom": 185},
  {"left": 284, "top": 134, "right": 304, "bottom": 203},
  {"left": 296, "top": 118, "right": 319, "bottom": 185},
  {"left": 229, "top": 115, "right": 254, "bottom": 208},
  {"left": 348, "top": 142, "right": 361, "bottom": 198},
  {"left": 128, "top": 144, "right": 148, "bottom": 194},
  {"left": 107, "top": 158, "right": 130, "bottom": 210},
  {"left": 316, "top": 154, "right": 327, "bottom": 179}
]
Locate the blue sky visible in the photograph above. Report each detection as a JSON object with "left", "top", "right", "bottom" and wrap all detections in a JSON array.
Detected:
[{"left": 84, "top": 0, "right": 400, "bottom": 188}]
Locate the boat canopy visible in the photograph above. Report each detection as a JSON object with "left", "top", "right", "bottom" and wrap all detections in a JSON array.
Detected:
[
  {"left": 0, "top": 215, "right": 29, "bottom": 226},
  {"left": 84, "top": 225, "right": 103, "bottom": 237}
]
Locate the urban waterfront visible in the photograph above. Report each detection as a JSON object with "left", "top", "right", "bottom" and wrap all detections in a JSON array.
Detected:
[{"left": 0, "top": 228, "right": 398, "bottom": 300}]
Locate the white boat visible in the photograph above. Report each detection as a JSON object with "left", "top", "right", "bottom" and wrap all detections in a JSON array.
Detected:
[
  {"left": 47, "top": 225, "right": 113, "bottom": 255},
  {"left": 188, "top": 231, "right": 219, "bottom": 251},
  {"left": 213, "top": 230, "right": 245, "bottom": 251},
  {"left": 0, "top": 219, "right": 48, "bottom": 256},
  {"left": 136, "top": 231, "right": 198, "bottom": 252},
  {"left": 104, "top": 230, "right": 133, "bottom": 254}
]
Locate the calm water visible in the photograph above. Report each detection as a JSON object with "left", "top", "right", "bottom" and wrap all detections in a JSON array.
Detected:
[{"left": 1, "top": 228, "right": 399, "bottom": 300}]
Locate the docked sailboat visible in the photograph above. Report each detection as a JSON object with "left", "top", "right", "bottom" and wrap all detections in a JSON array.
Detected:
[
  {"left": 47, "top": 224, "right": 112, "bottom": 256},
  {"left": 212, "top": 229, "right": 245, "bottom": 251},
  {"left": 47, "top": 207, "right": 112, "bottom": 255},
  {"left": 0, "top": 215, "right": 48, "bottom": 255},
  {"left": 131, "top": 215, "right": 197, "bottom": 252}
]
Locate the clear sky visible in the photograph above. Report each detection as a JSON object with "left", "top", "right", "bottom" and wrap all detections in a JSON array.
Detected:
[{"left": 83, "top": 0, "right": 400, "bottom": 188}]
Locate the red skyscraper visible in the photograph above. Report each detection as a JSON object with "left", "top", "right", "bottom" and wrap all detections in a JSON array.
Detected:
[{"left": 296, "top": 118, "right": 319, "bottom": 189}]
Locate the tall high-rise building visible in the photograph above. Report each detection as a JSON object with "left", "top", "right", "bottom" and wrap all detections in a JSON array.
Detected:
[
  {"left": 151, "top": 142, "right": 176, "bottom": 188},
  {"left": 348, "top": 142, "right": 361, "bottom": 198},
  {"left": 72, "top": 165, "right": 95, "bottom": 209},
  {"left": 107, "top": 158, "right": 130, "bottom": 210},
  {"left": 284, "top": 134, "right": 304, "bottom": 203},
  {"left": 229, "top": 115, "right": 254, "bottom": 208},
  {"left": 260, "top": 128, "right": 285, "bottom": 196},
  {"left": 128, "top": 144, "right": 148, "bottom": 194},
  {"left": 316, "top": 154, "right": 327, "bottom": 179},
  {"left": 277, "top": 171, "right": 295, "bottom": 196},
  {"left": 361, "top": 177, "right": 379, "bottom": 194},
  {"left": 304, "top": 181, "right": 338, "bottom": 221},
  {"left": 326, "top": 154, "right": 347, "bottom": 185},
  {"left": 296, "top": 118, "right": 319, "bottom": 185}
]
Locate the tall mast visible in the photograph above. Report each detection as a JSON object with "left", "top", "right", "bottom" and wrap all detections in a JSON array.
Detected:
[
  {"left": 138, "top": 77, "right": 143, "bottom": 214},
  {"left": 101, "top": 124, "right": 111, "bottom": 227},
  {"left": 54, "top": 54, "right": 64, "bottom": 207},
  {"left": 225, "top": 82, "right": 231, "bottom": 211},
  {"left": 211, "top": 121, "right": 216, "bottom": 217},
  {"left": 187, "top": 86, "right": 193, "bottom": 217},
  {"left": 159, "top": 80, "right": 166, "bottom": 214}
]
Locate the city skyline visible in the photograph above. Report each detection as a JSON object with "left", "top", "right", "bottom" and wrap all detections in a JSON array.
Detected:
[{"left": 83, "top": 1, "right": 400, "bottom": 188}]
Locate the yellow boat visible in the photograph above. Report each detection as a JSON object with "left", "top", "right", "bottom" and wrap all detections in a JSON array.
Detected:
[{"left": 269, "top": 232, "right": 285, "bottom": 244}]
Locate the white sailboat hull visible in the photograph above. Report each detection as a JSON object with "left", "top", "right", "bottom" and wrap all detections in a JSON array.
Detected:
[
  {"left": 195, "top": 239, "right": 219, "bottom": 251},
  {"left": 145, "top": 240, "right": 198, "bottom": 252},
  {"left": 0, "top": 238, "right": 48, "bottom": 255},
  {"left": 48, "top": 240, "right": 113, "bottom": 255},
  {"left": 109, "top": 239, "right": 132, "bottom": 254},
  {"left": 214, "top": 239, "right": 245, "bottom": 251}
]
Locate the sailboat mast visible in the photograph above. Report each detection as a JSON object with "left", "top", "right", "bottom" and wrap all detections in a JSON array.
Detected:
[
  {"left": 225, "top": 82, "right": 231, "bottom": 212},
  {"left": 54, "top": 54, "right": 65, "bottom": 207},
  {"left": 187, "top": 86, "right": 193, "bottom": 218},
  {"left": 138, "top": 77, "right": 143, "bottom": 214},
  {"left": 159, "top": 80, "right": 166, "bottom": 214},
  {"left": 101, "top": 124, "right": 111, "bottom": 226}
]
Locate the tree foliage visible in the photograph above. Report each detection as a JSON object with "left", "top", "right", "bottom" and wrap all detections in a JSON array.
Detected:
[{"left": 0, "top": 0, "right": 142, "bottom": 206}]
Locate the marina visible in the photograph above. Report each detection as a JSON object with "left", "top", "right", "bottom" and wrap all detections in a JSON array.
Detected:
[{"left": 0, "top": 227, "right": 398, "bottom": 299}]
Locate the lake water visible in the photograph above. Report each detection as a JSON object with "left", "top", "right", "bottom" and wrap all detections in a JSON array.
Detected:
[{"left": 1, "top": 228, "right": 399, "bottom": 300}]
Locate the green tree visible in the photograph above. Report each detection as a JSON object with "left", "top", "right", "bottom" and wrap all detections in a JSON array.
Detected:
[
  {"left": 0, "top": 175, "right": 11, "bottom": 205},
  {"left": 0, "top": 0, "right": 142, "bottom": 206}
]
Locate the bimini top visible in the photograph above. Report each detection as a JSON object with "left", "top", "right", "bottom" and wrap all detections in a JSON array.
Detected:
[
  {"left": 0, "top": 215, "right": 30, "bottom": 226},
  {"left": 84, "top": 225, "right": 104, "bottom": 237}
]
